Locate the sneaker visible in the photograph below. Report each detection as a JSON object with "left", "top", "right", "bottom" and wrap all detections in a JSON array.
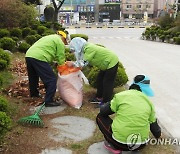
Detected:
[
  {"left": 45, "top": 101, "right": 61, "bottom": 107},
  {"left": 104, "top": 140, "right": 122, "bottom": 154},
  {"left": 89, "top": 97, "right": 102, "bottom": 104}
]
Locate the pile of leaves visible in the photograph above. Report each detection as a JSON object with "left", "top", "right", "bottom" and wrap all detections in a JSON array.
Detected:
[{"left": 3, "top": 59, "right": 45, "bottom": 106}]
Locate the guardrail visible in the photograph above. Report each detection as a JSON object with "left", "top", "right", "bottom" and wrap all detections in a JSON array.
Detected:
[
  {"left": 65, "top": 25, "right": 149, "bottom": 29},
  {"left": 63, "top": 22, "right": 153, "bottom": 29}
]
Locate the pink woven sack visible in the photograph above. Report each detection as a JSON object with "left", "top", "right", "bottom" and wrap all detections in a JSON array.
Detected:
[{"left": 57, "top": 70, "right": 88, "bottom": 109}]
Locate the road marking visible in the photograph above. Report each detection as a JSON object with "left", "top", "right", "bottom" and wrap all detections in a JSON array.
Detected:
[{"left": 91, "top": 36, "right": 140, "bottom": 40}]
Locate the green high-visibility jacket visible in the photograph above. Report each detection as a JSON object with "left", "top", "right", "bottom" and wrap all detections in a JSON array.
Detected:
[
  {"left": 25, "top": 34, "right": 65, "bottom": 65},
  {"left": 83, "top": 43, "right": 119, "bottom": 70},
  {"left": 110, "top": 90, "right": 156, "bottom": 144}
]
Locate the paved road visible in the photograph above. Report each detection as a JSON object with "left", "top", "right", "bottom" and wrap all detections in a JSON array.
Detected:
[{"left": 70, "top": 28, "right": 180, "bottom": 139}]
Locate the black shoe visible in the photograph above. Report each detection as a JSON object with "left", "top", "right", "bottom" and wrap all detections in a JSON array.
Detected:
[
  {"left": 89, "top": 97, "right": 102, "bottom": 104},
  {"left": 45, "top": 101, "right": 61, "bottom": 107},
  {"left": 94, "top": 102, "right": 104, "bottom": 108}
]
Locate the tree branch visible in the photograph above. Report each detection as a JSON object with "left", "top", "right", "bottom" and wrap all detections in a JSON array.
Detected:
[
  {"left": 52, "top": 0, "right": 58, "bottom": 10},
  {"left": 57, "top": 0, "right": 65, "bottom": 10}
]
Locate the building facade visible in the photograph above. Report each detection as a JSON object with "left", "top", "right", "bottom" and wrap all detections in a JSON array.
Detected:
[
  {"left": 38, "top": 0, "right": 179, "bottom": 24},
  {"left": 60, "top": 0, "right": 95, "bottom": 24},
  {"left": 99, "top": 0, "right": 121, "bottom": 22},
  {"left": 121, "top": 0, "right": 154, "bottom": 20}
]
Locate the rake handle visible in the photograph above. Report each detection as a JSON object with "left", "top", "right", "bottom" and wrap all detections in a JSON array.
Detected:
[{"left": 34, "top": 102, "right": 45, "bottom": 115}]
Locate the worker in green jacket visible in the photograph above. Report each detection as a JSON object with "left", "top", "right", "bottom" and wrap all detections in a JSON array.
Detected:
[
  {"left": 96, "top": 75, "right": 161, "bottom": 153},
  {"left": 69, "top": 37, "right": 119, "bottom": 107},
  {"left": 25, "top": 32, "right": 68, "bottom": 107}
]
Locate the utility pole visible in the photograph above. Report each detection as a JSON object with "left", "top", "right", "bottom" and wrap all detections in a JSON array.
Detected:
[
  {"left": 94, "top": 0, "right": 99, "bottom": 23},
  {"left": 70, "top": 0, "right": 72, "bottom": 25}
]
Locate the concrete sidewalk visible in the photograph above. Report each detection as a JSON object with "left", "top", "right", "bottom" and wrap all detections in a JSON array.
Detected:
[{"left": 31, "top": 104, "right": 141, "bottom": 154}]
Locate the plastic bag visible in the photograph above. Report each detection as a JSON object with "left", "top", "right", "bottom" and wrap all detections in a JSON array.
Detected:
[{"left": 57, "top": 63, "right": 89, "bottom": 109}]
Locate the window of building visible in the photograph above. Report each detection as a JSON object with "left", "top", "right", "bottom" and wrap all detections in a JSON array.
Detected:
[
  {"left": 126, "top": 5, "right": 132, "bottom": 9},
  {"left": 80, "top": 6, "right": 84, "bottom": 12},
  {"left": 87, "top": 6, "right": 91, "bottom": 12},
  {"left": 77, "top": 6, "right": 81, "bottom": 11},
  {"left": 84, "top": 6, "right": 87, "bottom": 11},
  {"left": 146, "top": 5, "right": 151, "bottom": 9},
  {"left": 91, "top": 6, "right": 94, "bottom": 12},
  {"left": 136, "top": 5, "right": 141, "bottom": 9}
]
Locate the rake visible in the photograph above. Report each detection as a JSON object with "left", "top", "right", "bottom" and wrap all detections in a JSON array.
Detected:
[{"left": 18, "top": 102, "right": 45, "bottom": 127}]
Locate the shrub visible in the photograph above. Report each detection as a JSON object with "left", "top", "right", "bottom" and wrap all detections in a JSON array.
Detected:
[
  {"left": 0, "top": 76, "right": 3, "bottom": 87},
  {"left": 114, "top": 63, "right": 128, "bottom": 87},
  {"left": 11, "top": 36, "right": 19, "bottom": 42},
  {"left": 29, "top": 30, "right": 37, "bottom": 35},
  {"left": 0, "top": 0, "right": 37, "bottom": 28},
  {"left": 0, "top": 48, "right": 11, "bottom": 65},
  {"left": 85, "top": 64, "right": 128, "bottom": 88},
  {"left": 175, "top": 32, "right": 180, "bottom": 37},
  {"left": 151, "top": 35, "right": 156, "bottom": 41},
  {"left": 0, "top": 37, "right": 16, "bottom": 51},
  {"left": 145, "top": 34, "right": 150, "bottom": 40},
  {"left": 22, "top": 27, "right": 31, "bottom": 38},
  {"left": 173, "top": 37, "right": 180, "bottom": 45},
  {"left": 53, "top": 22, "right": 63, "bottom": 30},
  {"left": 86, "top": 66, "right": 99, "bottom": 88},
  {"left": 157, "top": 29, "right": 164, "bottom": 37},
  {"left": 0, "top": 96, "right": 8, "bottom": 112},
  {"left": 149, "top": 29, "right": 155, "bottom": 36},
  {"left": 159, "top": 35, "right": 165, "bottom": 42},
  {"left": 145, "top": 27, "right": 150, "bottom": 31},
  {"left": 42, "top": 29, "right": 55, "bottom": 36},
  {"left": 10, "top": 28, "right": 22, "bottom": 38},
  {"left": 65, "top": 47, "right": 75, "bottom": 61},
  {"left": 25, "top": 35, "right": 37, "bottom": 45},
  {"left": 0, "top": 111, "right": 12, "bottom": 140},
  {"left": 30, "top": 21, "right": 40, "bottom": 30},
  {"left": 0, "top": 29, "right": 10, "bottom": 38},
  {"left": 37, "top": 25, "right": 47, "bottom": 35},
  {"left": 165, "top": 35, "right": 171, "bottom": 42},
  {"left": 18, "top": 42, "right": 31, "bottom": 53},
  {"left": 34, "top": 34, "right": 42, "bottom": 41},
  {"left": 158, "top": 14, "right": 175, "bottom": 30},
  {"left": 70, "top": 34, "right": 88, "bottom": 41},
  {"left": 0, "top": 59, "right": 7, "bottom": 70},
  {"left": 141, "top": 33, "right": 145, "bottom": 39},
  {"left": 41, "top": 22, "right": 52, "bottom": 28},
  {"left": 167, "top": 26, "right": 180, "bottom": 37}
]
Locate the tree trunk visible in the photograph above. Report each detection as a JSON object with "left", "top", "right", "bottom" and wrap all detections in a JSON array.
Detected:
[
  {"left": 54, "top": 9, "right": 59, "bottom": 22},
  {"left": 52, "top": 0, "right": 65, "bottom": 23}
]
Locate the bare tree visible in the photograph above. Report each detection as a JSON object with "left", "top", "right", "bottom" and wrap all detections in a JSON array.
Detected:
[{"left": 52, "top": 0, "right": 65, "bottom": 22}]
